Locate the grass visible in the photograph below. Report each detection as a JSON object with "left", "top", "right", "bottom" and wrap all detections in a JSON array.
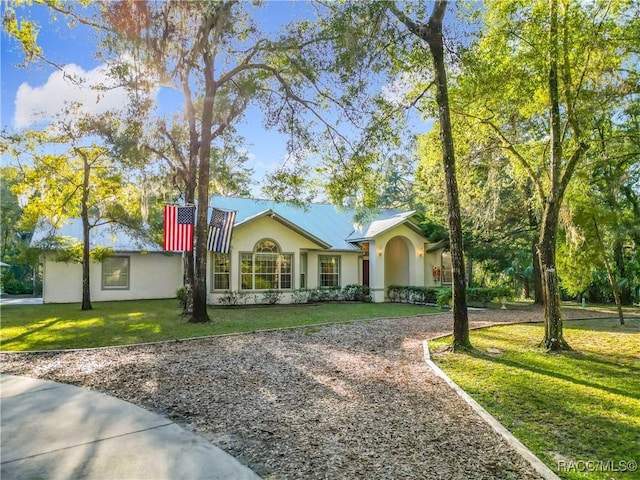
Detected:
[
  {"left": 0, "top": 299, "right": 441, "bottom": 351},
  {"left": 430, "top": 317, "right": 640, "bottom": 480}
]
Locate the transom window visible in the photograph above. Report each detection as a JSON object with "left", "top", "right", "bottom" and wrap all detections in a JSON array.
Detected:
[
  {"left": 241, "top": 239, "right": 292, "bottom": 290},
  {"left": 212, "top": 253, "right": 230, "bottom": 290},
  {"left": 102, "top": 256, "right": 130, "bottom": 289},
  {"left": 319, "top": 256, "right": 340, "bottom": 288}
]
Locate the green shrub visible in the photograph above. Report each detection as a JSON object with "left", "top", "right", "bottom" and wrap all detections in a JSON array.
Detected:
[
  {"left": 261, "top": 289, "right": 283, "bottom": 305},
  {"left": 387, "top": 285, "right": 440, "bottom": 304},
  {"left": 217, "top": 290, "right": 251, "bottom": 306},
  {"left": 343, "top": 284, "right": 371, "bottom": 302},
  {"left": 292, "top": 288, "right": 311, "bottom": 304},
  {"left": 437, "top": 288, "right": 452, "bottom": 308},
  {"left": 1, "top": 275, "right": 33, "bottom": 295},
  {"left": 387, "top": 285, "right": 402, "bottom": 303},
  {"left": 466, "top": 287, "right": 513, "bottom": 307},
  {"left": 175, "top": 287, "right": 187, "bottom": 309}
]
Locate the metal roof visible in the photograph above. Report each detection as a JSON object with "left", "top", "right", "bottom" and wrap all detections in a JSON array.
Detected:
[
  {"left": 30, "top": 218, "right": 162, "bottom": 252},
  {"left": 210, "top": 196, "right": 425, "bottom": 251},
  {"left": 29, "top": 198, "right": 427, "bottom": 253}
]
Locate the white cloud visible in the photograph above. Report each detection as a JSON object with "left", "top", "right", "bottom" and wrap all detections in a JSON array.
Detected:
[{"left": 14, "top": 63, "right": 133, "bottom": 129}]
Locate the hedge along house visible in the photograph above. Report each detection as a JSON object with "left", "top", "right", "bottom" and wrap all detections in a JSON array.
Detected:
[
  {"left": 207, "top": 196, "right": 450, "bottom": 304},
  {"left": 30, "top": 197, "right": 452, "bottom": 304},
  {"left": 31, "top": 219, "right": 183, "bottom": 304}
]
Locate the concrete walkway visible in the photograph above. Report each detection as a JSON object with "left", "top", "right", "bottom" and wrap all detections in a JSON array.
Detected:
[
  {"left": 0, "top": 374, "right": 261, "bottom": 480},
  {"left": 0, "top": 296, "right": 43, "bottom": 306}
]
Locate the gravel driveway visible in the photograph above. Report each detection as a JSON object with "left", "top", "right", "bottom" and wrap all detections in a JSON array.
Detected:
[{"left": 0, "top": 306, "right": 611, "bottom": 479}]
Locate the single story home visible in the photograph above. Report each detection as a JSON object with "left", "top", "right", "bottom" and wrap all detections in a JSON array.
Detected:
[
  {"left": 31, "top": 196, "right": 452, "bottom": 304},
  {"left": 30, "top": 219, "right": 183, "bottom": 304}
]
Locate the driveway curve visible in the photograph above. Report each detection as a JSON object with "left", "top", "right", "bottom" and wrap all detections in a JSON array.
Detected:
[
  {"left": 0, "top": 374, "right": 260, "bottom": 479},
  {"left": 0, "top": 306, "right": 611, "bottom": 479}
]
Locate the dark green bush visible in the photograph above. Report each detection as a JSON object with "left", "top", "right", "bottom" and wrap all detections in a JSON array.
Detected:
[
  {"left": 3, "top": 277, "right": 33, "bottom": 295},
  {"left": 175, "top": 287, "right": 187, "bottom": 309},
  {"left": 437, "top": 288, "right": 452, "bottom": 308},
  {"left": 387, "top": 285, "right": 442, "bottom": 304},
  {"left": 261, "top": 289, "right": 283, "bottom": 305},
  {"left": 465, "top": 287, "right": 512, "bottom": 307},
  {"left": 343, "top": 284, "right": 371, "bottom": 302}
]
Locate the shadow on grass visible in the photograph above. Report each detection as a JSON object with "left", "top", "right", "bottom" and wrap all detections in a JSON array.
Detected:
[
  {"left": 562, "top": 317, "right": 640, "bottom": 334},
  {"left": 467, "top": 348, "right": 640, "bottom": 401},
  {"left": 1, "top": 317, "right": 66, "bottom": 350}
]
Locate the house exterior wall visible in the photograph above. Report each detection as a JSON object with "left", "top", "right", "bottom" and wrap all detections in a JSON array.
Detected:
[
  {"left": 368, "top": 224, "right": 430, "bottom": 302},
  {"left": 207, "top": 215, "right": 362, "bottom": 305},
  {"left": 42, "top": 252, "right": 183, "bottom": 303}
]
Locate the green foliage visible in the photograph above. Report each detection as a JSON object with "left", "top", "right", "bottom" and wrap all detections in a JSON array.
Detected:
[
  {"left": 341, "top": 284, "right": 371, "bottom": 302},
  {"left": 309, "top": 287, "right": 344, "bottom": 303},
  {"left": 431, "top": 318, "right": 640, "bottom": 479},
  {"left": 466, "top": 287, "right": 512, "bottom": 307},
  {"left": 0, "top": 272, "right": 33, "bottom": 295},
  {"left": 217, "top": 290, "right": 251, "bottom": 306},
  {"left": 436, "top": 288, "right": 453, "bottom": 308},
  {"left": 2, "top": 6, "right": 42, "bottom": 63},
  {"left": 175, "top": 287, "right": 187, "bottom": 309},
  {"left": 292, "top": 288, "right": 312, "bottom": 304},
  {"left": 387, "top": 285, "right": 441, "bottom": 304},
  {"left": 261, "top": 289, "right": 283, "bottom": 305}
]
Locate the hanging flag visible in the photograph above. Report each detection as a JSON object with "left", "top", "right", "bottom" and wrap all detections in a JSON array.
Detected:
[
  {"left": 164, "top": 205, "right": 195, "bottom": 251},
  {"left": 207, "top": 208, "right": 236, "bottom": 253}
]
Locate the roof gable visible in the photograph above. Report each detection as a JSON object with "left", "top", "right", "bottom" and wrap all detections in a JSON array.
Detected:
[{"left": 211, "top": 196, "right": 429, "bottom": 250}]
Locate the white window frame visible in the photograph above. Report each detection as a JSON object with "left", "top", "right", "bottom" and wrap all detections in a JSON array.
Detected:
[
  {"left": 240, "top": 239, "right": 293, "bottom": 291},
  {"left": 319, "top": 255, "right": 341, "bottom": 288},
  {"left": 102, "top": 256, "right": 130, "bottom": 290},
  {"left": 211, "top": 252, "right": 230, "bottom": 291}
]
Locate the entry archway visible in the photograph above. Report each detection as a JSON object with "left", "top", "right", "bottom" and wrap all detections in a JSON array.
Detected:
[{"left": 384, "top": 236, "right": 411, "bottom": 290}]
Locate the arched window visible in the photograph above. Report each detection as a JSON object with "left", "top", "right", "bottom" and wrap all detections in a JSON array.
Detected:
[{"left": 241, "top": 239, "right": 293, "bottom": 290}]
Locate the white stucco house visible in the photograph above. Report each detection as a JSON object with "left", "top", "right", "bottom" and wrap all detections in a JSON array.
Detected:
[
  {"left": 30, "top": 219, "right": 183, "bottom": 304},
  {"left": 31, "top": 196, "right": 451, "bottom": 304}
]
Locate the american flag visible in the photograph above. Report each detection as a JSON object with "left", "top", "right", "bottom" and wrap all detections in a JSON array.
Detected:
[
  {"left": 207, "top": 208, "right": 236, "bottom": 253},
  {"left": 163, "top": 205, "right": 195, "bottom": 251}
]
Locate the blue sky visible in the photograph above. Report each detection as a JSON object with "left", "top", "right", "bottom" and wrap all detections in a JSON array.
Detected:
[{"left": 1, "top": 1, "right": 326, "bottom": 191}]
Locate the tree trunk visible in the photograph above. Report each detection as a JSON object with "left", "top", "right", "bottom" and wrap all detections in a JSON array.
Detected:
[
  {"left": 539, "top": 0, "right": 571, "bottom": 351},
  {"left": 538, "top": 201, "right": 569, "bottom": 350},
  {"left": 523, "top": 276, "right": 530, "bottom": 300},
  {"left": 613, "top": 240, "right": 631, "bottom": 305},
  {"left": 190, "top": 57, "right": 215, "bottom": 323},
  {"left": 182, "top": 179, "right": 196, "bottom": 316},
  {"left": 525, "top": 180, "right": 543, "bottom": 304},
  {"left": 593, "top": 218, "right": 624, "bottom": 325},
  {"left": 424, "top": 1, "right": 470, "bottom": 349},
  {"left": 181, "top": 70, "right": 199, "bottom": 316},
  {"left": 80, "top": 154, "right": 92, "bottom": 311},
  {"left": 532, "top": 242, "right": 543, "bottom": 304},
  {"left": 388, "top": 1, "right": 470, "bottom": 349}
]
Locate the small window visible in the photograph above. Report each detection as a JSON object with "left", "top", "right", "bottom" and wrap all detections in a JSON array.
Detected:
[
  {"left": 441, "top": 251, "right": 452, "bottom": 284},
  {"left": 300, "top": 253, "right": 307, "bottom": 289},
  {"left": 102, "top": 256, "right": 130, "bottom": 289},
  {"left": 319, "top": 256, "right": 340, "bottom": 288},
  {"left": 212, "top": 253, "right": 230, "bottom": 290}
]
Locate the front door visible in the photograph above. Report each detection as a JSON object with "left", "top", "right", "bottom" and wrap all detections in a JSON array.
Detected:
[{"left": 363, "top": 259, "right": 370, "bottom": 287}]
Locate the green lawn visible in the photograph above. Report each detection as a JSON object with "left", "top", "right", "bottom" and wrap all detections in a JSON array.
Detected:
[
  {"left": 0, "top": 299, "right": 440, "bottom": 351},
  {"left": 430, "top": 318, "right": 640, "bottom": 480}
]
